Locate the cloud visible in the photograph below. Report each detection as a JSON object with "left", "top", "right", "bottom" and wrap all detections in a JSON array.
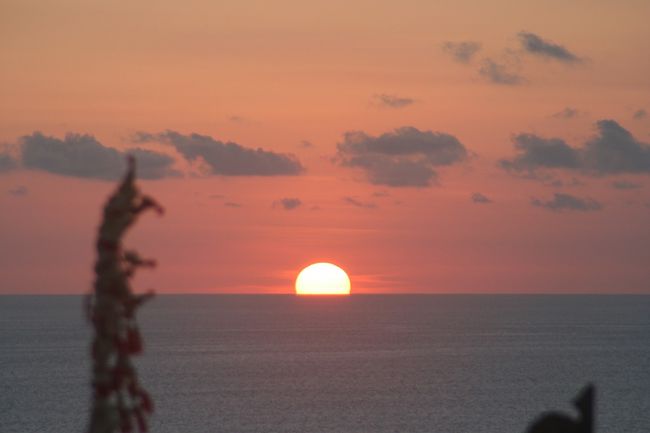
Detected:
[
  {"left": 224, "top": 202, "right": 242, "bottom": 208},
  {"left": 12, "top": 132, "right": 179, "bottom": 180},
  {"left": 582, "top": 120, "right": 650, "bottom": 174},
  {"left": 518, "top": 32, "right": 581, "bottom": 64},
  {"left": 531, "top": 193, "right": 602, "bottom": 212},
  {"left": 135, "top": 131, "right": 303, "bottom": 176},
  {"left": 479, "top": 59, "right": 523, "bottom": 85},
  {"left": 300, "top": 140, "right": 314, "bottom": 148},
  {"left": 552, "top": 107, "right": 580, "bottom": 119},
  {"left": 372, "top": 94, "right": 415, "bottom": 109},
  {"left": 547, "top": 177, "right": 583, "bottom": 188},
  {"left": 612, "top": 180, "right": 642, "bottom": 190},
  {"left": 500, "top": 133, "right": 580, "bottom": 173},
  {"left": 8, "top": 185, "right": 28, "bottom": 197},
  {"left": 500, "top": 120, "right": 650, "bottom": 177},
  {"left": 342, "top": 196, "right": 376, "bottom": 209},
  {"left": 129, "top": 148, "right": 181, "bottom": 179},
  {"left": 444, "top": 33, "right": 579, "bottom": 86},
  {"left": 633, "top": 109, "right": 647, "bottom": 120},
  {"left": 345, "top": 157, "right": 437, "bottom": 187},
  {"left": 471, "top": 192, "right": 493, "bottom": 204},
  {"left": 273, "top": 197, "right": 302, "bottom": 210},
  {"left": 441, "top": 41, "right": 481, "bottom": 63},
  {"left": 336, "top": 126, "right": 468, "bottom": 187},
  {"left": 0, "top": 153, "right": 18, "bottom": 172}
]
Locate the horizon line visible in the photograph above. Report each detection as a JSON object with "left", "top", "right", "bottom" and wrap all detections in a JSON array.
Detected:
[{"left": 2, "top": 292, "right": 649, "bottom": 296}]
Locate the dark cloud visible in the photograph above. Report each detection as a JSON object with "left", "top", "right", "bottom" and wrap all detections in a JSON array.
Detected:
[
  {"left": 552, "top": 107, "right": 580, "bottom": 119},
  {"left": 15, "top": 132, "right": 179, "bottom": 180},
  {"left": 582, "top": 120, "right": 650, "bottom": 174},
  {"left": 129, "top": 148, "right": 181, "bottom": 179},
  {"left": 0, "top": 153, "right": 18, "bottom": 172},
  {"left": 347, "top": 157, "right": 437, "bottom": 187},
  {"left": 300, "top": 140, "right": 314, "bottom": 148},
  {"left": 441, "top": 41, "right": 482, "bottom": 63},
  {"left": 531, "top": 193, "right": 602, "bottom": 212},
  {"left": 135, "top": 131, "right": 303, "bottom": 176},
  {"left": 547, "top": 177, "right": 583, "bottom": 188},
  {"left": 500, "top": 134, "right": 579, "bottom": 173},
  {"left": 336, "top": 126, "right": 468, "bottom": 187},
  {"left": 343, "top": 196, "right": 376, "bottom": 209},
  {"left": 373, "top": 94, "right": 415, "bottom": 109},
  {"left": 478, "top": 59, "right": 523, "bottom": 85},
  {"left": 612, "top": 180, "right": 642, "bottom": 190},
  {"left": 518, "top": 32, "right": 581, "bottom": 64},
  {"left": 273, "top": 197, "right": 302, "bottom": 210},
  {"left": 633, "top": 109, "right": 647, "bottom": 120},
  {"left": 471, "top": 192, "right": 493, "bottom": 204},
  {"left": 500, "top": 120, "right": 650, "bottom": 177},
  {"left": 8, "top": 185, "right": 28, "bottom": 197}
]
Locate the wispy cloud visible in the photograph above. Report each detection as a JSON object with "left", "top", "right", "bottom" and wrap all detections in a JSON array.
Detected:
[
  {"left": 552, "top": 107, "right": 581, "bottom": 119},
  {"left": 372, "top": 94, "right": 415, "bottom": 109},
  {"left": 343, "top": 196, "right": 377, "bottom": 209},
  {"left": 518, "top": 32, "right": 582, "bottom": 64},
  {"left": 273, "top": 197, "right": 302, "bottom": 210},
  {"left": 612, "top": 180, "right": 642, "bottom": 190},
  {"left": 531, "top": 193, "right": 602, "bottom": 212},
  {"left": 7, "top": 185, "right": 28, "bottom": 197},
  {"left": 471, "top": 192, "right": 493, "bottom": 204},
  {"left": 441, "top": 41, "right": 482, "bottom": 63},
  {"left": 633, "top": 109, "right": 647, "bottom": 120},
  {"left": 479, "top": 58, "right": 523, "bottom": 85}
]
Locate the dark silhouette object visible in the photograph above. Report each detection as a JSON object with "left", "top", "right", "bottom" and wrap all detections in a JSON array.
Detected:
[
  {"left": 526, "top": 384, "right": 595, "bottom": 433},
  {"left": 87, "top": 157, "right": 163, "bottom": 433}
]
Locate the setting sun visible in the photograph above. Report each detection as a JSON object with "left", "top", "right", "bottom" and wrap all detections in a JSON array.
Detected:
[{"left": 295, "top": 263, "right": 351, "bottom": 295}]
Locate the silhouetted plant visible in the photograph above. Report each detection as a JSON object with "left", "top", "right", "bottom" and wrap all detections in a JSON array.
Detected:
[
  {"left": 87, "top": 157, "right": 163, "bottom": 433},
  {"left": 526, "top": 384, "right": 594, "bottom": 433}
]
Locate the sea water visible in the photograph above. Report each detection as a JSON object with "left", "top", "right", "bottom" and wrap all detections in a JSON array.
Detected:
[{"left": 1, "top": 295, "right": 649, "bottom": 433}]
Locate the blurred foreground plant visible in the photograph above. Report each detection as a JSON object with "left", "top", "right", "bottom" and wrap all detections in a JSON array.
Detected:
[{"left": 87, "top": 157, "right": 163, "bottom": 433}]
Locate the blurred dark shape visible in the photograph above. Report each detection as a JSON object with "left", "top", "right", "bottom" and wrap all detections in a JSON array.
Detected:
[
  {"left": 526, "top": 384, "right": 594, "bottom": 433},
  {"left": 87, "top": 157, "right": 163, "bottom": 433}
]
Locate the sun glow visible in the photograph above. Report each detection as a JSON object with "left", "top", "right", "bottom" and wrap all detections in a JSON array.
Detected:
[{"left": 295, "top": 263, "right": 351, "bottom": 295}]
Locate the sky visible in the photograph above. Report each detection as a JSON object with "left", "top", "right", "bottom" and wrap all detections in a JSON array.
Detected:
[{"left": 1, "top": 0, "right": 649, "bottom": 294}]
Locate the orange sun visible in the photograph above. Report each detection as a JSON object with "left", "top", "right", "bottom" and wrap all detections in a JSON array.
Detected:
[{"left": 295, "top": 263, "right": 351, "bottom": 295}]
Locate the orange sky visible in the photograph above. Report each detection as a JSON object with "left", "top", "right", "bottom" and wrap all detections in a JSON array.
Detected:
[{"left": 1, "top": 0, "right": 649, "bottom": 293}]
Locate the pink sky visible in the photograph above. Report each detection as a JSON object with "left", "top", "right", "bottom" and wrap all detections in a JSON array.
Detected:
[{"left": 1, "top": 0, "right": 649, "bottom": 293}]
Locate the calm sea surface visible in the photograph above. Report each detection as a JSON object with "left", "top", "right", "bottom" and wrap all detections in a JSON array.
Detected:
[{"left": 1, "top": 295, "right": 649, "bottom": 433}]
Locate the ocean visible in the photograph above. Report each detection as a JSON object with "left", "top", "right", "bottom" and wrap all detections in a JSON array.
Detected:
[{"left": 1, "top": 295, "right": 649, "bottom": 433}]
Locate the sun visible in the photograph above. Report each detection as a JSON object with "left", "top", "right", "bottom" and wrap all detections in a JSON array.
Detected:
[{"left": 295, "top": 263, "right": 351, "bottom": 295}]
